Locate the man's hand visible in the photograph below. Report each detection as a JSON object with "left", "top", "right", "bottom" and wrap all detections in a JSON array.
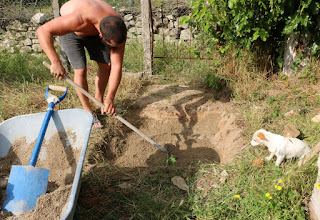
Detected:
[
  {"left": 102, "top": 98, "right": 116, "bottom": 115},
  {"left": 50, "top": 62, "right": 68, "bottom": 80}
]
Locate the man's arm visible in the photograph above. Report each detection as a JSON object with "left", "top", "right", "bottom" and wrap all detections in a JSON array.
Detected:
[
  {"left": 36, "top": 14, "right": 83, "bottom": 79},
  {"left": 103, "top": 42, "right": 126, "bottom": 115}
]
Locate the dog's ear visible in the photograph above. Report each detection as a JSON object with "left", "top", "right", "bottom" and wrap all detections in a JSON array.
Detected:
[{"left": 257, "top": 132, "right": 268, "bottom": 141}]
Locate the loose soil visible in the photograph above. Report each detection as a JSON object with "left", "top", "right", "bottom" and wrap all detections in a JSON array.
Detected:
[
  {"left": 0, "top": 131, "right": 80, "bottom": 220},
  {"left": 104, "top": 85, "right": 246, "bottom": 168}
]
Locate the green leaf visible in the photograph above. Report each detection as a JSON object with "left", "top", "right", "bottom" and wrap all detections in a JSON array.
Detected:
[
  {"left": 282, "top": 24, "right": 297, "bottom": 35},
  {"left": 259, "top": 29, "right": 269, "bottom": 41},
  {"left": 179, "top": 16, "right": 189, "bottom": 25},
  {"left": 277, "top": 56, "right": 283, "bottom": 69},
  {"left": 204, "top": 24, "right": 211, "bottom": 31},
  {"left": 228, "top": 1, "right": 234, "bottom": 9},
  {"left": 228, "top": 0, "right": 237, "bottom": 9},
  {"left": 282, "top": 15, "right": 300, "bottom": 34},
  {"left": 311, "top": 42, "right": 320, "bottom": 55},
  {"left": 300, "top": 14, "right": 309, "bottom": 27},
  {"left": 252, "top": 30, "right": 260, "bottom": 41}
]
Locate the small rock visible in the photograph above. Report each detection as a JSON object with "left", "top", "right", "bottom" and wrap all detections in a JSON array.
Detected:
[
  {"left": 123, "top": 14, "right": 134, "bottom": 22},
  {"left": 23, "top": 38, "right": 32, "bottom": 46},
  {"left": 118, "top": 182, "right": 133, "bottom": 190},
  {"left": 20, "top": 46, "right": 32, "bottom": 53},
  {"left": 220, "top": 170, "right": 228, "bottom": 177},
  {"left": 32, "top": 44, "right": 43, "bottom": 53},
  {"left": 312, "top": 114, "right": 320, "bottom": 123},
  {"left": 211, "top": 183, "right": 221, "bottom": 189},
  {"left": 166, "top": 15, "right": 175, "bottom": 20},
  {"left": 31, "top": 13, "right": 47, "bottom": 25},
  {"left": 32, "top": 39, "right": 39, "bottom": 44},
  {"left": 219, "top": 170, "right": 228, "bottom": 183},
  {"left": 283, "top": 123, "right": 300, "bottom": 138},
  {"left": 171, "top": 176, "right": 188, "bottom": 191},
  {"left": 284, "top": 109, "right": 296, "bottom": 118},
  {"left": 180, "top": 29, "right": 192, "bottom": 40}
]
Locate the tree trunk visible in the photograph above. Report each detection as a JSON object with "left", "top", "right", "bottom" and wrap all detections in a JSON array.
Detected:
[{"left": 282, "top": 32, "right": 298, "bottom": 76}]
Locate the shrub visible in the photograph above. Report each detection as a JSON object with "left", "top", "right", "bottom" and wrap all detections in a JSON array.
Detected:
[{"left": 181, "top": 0, "right": 320, "bottom": 68}]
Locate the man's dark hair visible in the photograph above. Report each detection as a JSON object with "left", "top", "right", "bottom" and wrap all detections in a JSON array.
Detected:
[{"left": 100, "top": 16, "right": 127, "bottom": 44}]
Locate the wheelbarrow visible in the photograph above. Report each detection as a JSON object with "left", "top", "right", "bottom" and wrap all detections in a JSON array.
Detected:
[{"left": 0, "top": 108, "right": 93, "bottom": 219}]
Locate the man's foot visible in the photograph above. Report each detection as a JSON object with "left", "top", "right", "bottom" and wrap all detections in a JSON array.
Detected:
[{"left": 92, "top": 115, "right": 104, "bottom": 129}]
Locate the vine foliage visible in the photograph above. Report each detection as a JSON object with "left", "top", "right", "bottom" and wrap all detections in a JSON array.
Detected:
[{"left": 181, "top": 0, "right": 320, "bottom": 65}]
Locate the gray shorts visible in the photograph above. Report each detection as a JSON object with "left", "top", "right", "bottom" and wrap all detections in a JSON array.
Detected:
[{"left": 59, "top": 32, "right": 110, "bottom": 69}]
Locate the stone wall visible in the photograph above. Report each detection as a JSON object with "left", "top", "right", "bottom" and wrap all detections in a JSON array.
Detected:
[
  {"left": 121, "top": 7, "right": 192, "bottom": 42},
  {"left": 0, "top": 13, "right": 48, "bottom": 54},
  {"left": 0, "top": 20, "right": 42, "bottom": 53},
  {"left": 0, "top": 7, "right": 193, "bottom": 54}
]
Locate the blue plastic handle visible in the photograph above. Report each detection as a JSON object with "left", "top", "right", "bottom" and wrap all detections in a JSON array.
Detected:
[
  {"left": 29, "top": 102, "right": 55, "bottom": 166},
  {"left": 29, "top": 86, "right": 68, "bottom": 166},
  {"left": 45, "top": 86, "right": 68, "bottom": 103}
]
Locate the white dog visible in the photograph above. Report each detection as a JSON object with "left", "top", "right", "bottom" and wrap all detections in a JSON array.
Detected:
[{"left": 250, "top": 129, "right": 310, "bottom": 166}]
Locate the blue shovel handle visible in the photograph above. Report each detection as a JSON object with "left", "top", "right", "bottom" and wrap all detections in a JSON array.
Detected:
[{"left": 29, "top": 86, "right": 67, "bottom": 166}]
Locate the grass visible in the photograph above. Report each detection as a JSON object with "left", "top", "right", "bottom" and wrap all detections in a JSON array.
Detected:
[
  {"left": 0, "top": 39, "right": 319, "bottom": 219},
  {"left": 190, "top": 150, "right": 318, "bottom": 219},
  {"left": 79, "top": 163, "right": 194, "bottom": 219}
]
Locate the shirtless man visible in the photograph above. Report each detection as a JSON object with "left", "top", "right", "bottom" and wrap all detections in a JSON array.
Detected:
[{"left": 36, "top": 0, "right": 127, "bottom": 129}]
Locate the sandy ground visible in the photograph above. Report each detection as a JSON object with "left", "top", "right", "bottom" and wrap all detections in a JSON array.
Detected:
[
  {"left": 106, "top": 85, "right": 246, "bottom": 168},
  {"left": 1, "top": 84, "right": 246, "bottom": 219}
]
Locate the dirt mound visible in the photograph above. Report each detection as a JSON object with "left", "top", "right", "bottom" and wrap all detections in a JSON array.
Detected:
[{"left": 107, "top": 85, "right": 246, "bottom": 167}]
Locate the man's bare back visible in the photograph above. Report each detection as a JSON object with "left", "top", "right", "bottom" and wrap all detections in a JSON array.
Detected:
[{"left": 60, "top": 0, "right": 120, "bottom": 37}]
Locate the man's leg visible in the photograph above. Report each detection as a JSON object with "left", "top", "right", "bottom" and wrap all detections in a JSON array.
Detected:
[
  {"left": 95, "top": 62, "right": 111, "bottom": 112},
  {"left": 74, "top": 67, "right": 103, "bottom": 128},
  {"left": 59, "top": 33, "right": 104, "bottom": 128}
]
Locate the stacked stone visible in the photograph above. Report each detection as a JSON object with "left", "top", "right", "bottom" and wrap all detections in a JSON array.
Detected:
[
  {"left": 119, "top": 6, "right": 193, "bottom": 42},
  {"left": 0, "top": 7, "right": 194, "bottom": 54},
  {"left": 0, "top": 13, "right": 47, "bottom": 53}
]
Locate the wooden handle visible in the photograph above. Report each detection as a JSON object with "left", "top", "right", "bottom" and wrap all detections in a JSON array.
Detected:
[
  {"left": 48, "top": 85, "right": 67, "bottom": 92},
  {"left": 43, "top": 61, "right": 168, "bottom": 153},
  {"left": 43, "top": 61, "right": 51, "bottom": 69}
]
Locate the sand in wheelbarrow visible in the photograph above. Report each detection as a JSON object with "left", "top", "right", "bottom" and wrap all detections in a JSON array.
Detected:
[{"left": 0, "top": 131, "right": 81, "bottom": 220}]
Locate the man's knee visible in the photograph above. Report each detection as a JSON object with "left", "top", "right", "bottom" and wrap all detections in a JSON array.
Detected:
[
  {"left": 98, "top": 62, "right": 111, "bottom": 69},
  {"left": 97, "top": 62, "right": 111, "bottom": 76},
  {"left": 74, "top": 67, "right": 87, "bottom": 78}
]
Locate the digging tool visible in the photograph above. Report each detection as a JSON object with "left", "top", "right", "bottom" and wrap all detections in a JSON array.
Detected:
[
  {"left": 3, "top": 85, "right": 68, "bottom": 215},
  {"left": 43, "top": 61, "right": 168, "bottom": 153}
]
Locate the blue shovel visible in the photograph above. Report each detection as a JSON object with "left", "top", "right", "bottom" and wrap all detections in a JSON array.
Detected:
[{"left": 3, "top": 85, "right": 68, "bottom": 215}]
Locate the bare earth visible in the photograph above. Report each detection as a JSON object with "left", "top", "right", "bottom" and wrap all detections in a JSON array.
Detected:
[
  {"left": 1, "top": 84, "right": 246, "bottom": 219},
  {"left": 106, "top": 85, "right": 246, "bottom": 168}
]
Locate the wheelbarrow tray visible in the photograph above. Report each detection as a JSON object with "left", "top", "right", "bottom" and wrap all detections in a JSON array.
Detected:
[{"left": 0, "top": 109, "right": 93, "bottom": 220}]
